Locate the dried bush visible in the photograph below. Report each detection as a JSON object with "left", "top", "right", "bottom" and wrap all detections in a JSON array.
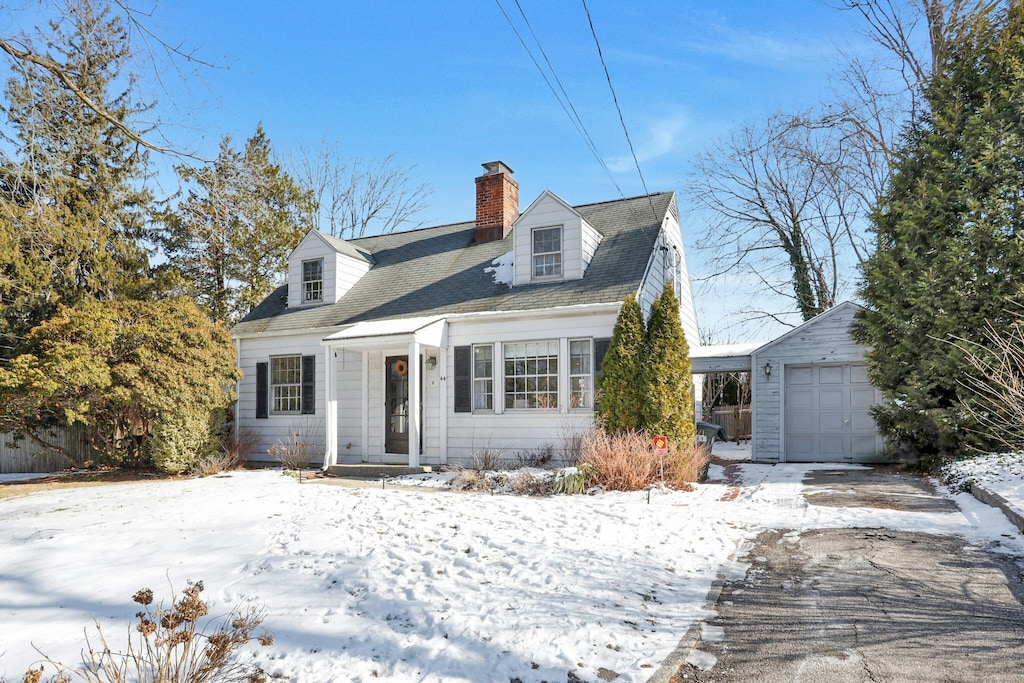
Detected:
[
  {"left": 452, "top": 469, "right": 491, "bottom": 492},
  {"left": 25, "top": 580, "right": 272, "bottom": 683},
  {"left": 268, "top": 419, "right": 323, "bottom": 477},
  {"left": 470, "top": 448, "right": 504, "bottom": 471},
  {"left": 578, "top": 430, "right": 709, "bottom": 491},
  {"left": 514, "top": 444, "right": 555, "bottom": 468}
]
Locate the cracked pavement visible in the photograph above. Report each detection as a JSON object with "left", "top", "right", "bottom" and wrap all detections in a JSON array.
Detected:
[{"left": 675, "top": 469, "right": 1024, "bottom": 683}]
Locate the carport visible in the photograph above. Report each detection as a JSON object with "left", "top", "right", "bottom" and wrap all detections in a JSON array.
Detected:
[{"left": 691, "top": 302, "right": 887, "bottom": 463}]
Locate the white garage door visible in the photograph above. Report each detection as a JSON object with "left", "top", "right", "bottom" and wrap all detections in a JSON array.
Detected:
[{"left": 784, "top": 363, "right": 884, "bottom": 463}]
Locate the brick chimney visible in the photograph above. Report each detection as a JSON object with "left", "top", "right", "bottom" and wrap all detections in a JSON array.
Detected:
[{"left": 475, "top": 161, "right": 519, "bottom": 243}]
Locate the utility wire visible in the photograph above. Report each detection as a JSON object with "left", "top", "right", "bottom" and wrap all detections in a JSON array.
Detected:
[
  {"left": 580, "top": 0, "right": 662, "bottom": 225},
  {"left": 494, "top": 0, "right": 624, "bottom": 198}
]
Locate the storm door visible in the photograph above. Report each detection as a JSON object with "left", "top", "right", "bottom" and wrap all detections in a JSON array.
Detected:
[{"left": 385, "top": 355, "right": 422, "bottom": 455}]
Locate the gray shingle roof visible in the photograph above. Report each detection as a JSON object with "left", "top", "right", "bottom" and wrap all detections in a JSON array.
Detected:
[{"left": 232, "top": 191, "right": 676, "bottom": 336}]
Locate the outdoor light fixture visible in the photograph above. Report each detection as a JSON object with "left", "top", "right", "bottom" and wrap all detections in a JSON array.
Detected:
[
  {"left": 426, "top": 355, "right": 438, "bottom": 370},
  {"left": 764, "top": 362, "right": 772, "bottom": 381}
]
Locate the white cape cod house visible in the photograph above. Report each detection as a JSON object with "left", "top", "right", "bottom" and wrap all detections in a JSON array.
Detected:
[{"left": 231, "top": 162, "right": 699, "bottom": 468}]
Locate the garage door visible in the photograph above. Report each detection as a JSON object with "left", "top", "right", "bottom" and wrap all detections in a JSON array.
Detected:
[{"left": 784, "top": 363, "right": 884, "bottom": 463}]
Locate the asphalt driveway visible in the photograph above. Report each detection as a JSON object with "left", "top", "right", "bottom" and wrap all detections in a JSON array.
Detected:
[{"left": 670, "top": 468, "right": 1024, "bottom": 683}]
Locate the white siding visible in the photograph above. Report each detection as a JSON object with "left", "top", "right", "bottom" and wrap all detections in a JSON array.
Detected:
[
  {"left": 750, "top": 303, "right": 879, "bottom": 463},
  {"left": 443, "top": 310, "right": 616, "bottom": 465},
  {"left": 332, "top": 349, "right": 364, "bottom": 463},
  {"left": 581, "top": 220, "right": 602, "bottom": 270},
  {"left": 236, "top": 333, "right": 329, "bottom": 465},
  {"left": 513, "top": 191, "right": 589, "bottom": 285}
]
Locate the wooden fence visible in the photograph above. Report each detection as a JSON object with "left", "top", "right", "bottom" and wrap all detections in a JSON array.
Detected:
[
  {"left": 711, "top": 406, "right": 752, "bottom": 442},
  {"left": 1, "top": 428, "right": 85, "bottom": 474}
]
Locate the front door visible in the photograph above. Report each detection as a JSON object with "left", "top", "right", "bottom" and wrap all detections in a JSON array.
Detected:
[{"left": 385, "top": 355, "right": 422, "bottom": 455}]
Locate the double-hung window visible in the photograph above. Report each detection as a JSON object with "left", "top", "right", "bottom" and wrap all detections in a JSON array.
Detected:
[
  {"left": 473, "top": 344, "right": 493, "bottom": 411},
  {"left": 302, "top": 259, "right": 323, "bottom": 303},
  {"left": 569, "top": 339, "right": 593, "bottom": 409},
  {"left": 271, "top": 356, "right": 303, "bottom": 413},
  {"left": 532, "top": 226, "right": 562, "bottom": 279},
  {"left": 504, "top": 340, "right": 559, "bottom": 409}
]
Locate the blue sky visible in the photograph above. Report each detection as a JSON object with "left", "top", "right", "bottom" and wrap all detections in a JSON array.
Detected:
[{"left": 16, "top": 1, "right": 885, "bottom": 339}]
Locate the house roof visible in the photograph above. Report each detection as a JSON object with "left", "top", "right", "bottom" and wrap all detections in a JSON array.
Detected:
[{"left": 232, "top": 191, "right": 676, "bottom": 336}]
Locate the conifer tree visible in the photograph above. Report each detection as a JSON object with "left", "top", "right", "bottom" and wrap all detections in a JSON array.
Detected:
[
  {"left": 642, "top": 285, "right": 696, "bottom": 444},
  {"left": 597, "top": 294, "right": 646, "bottom": 433},
  {"left": 856, "top": 4, "right": 1024, "bottom": 464},
  {"left": 0, "top": 0, "right": 153, "bottom": 349},
  {"left": 158, "top": 124, "right": 314, "bottom": 324}
]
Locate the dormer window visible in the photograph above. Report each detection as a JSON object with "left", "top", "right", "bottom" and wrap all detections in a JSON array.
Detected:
[
  {"left": 532, "top": 226, "right": 562, "bottom": 280},
  {"left": 302, "top": 259, "right": 323, "bottom": 303}
]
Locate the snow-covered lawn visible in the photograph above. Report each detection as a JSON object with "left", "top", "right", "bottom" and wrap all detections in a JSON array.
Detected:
[{"left": 1, "top": 464, "right": 1021, "bottom": 683}]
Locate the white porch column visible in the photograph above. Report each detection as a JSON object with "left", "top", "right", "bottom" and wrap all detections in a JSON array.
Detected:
[
  {"left": 438, "top": 348, "right": 447, "bottom": 465},
  {"left": 360, "top": 352, "right": 369, "bottom": 460},
  {"left": 324, "top": 346, "right": 337, "bottom": 468},
  {"left": 408, "top": 339, "right": 421, "bottom": 467}
]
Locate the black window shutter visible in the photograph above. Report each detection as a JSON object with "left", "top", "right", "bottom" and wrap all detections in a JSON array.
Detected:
[
  {"left": 301, "top": 355, "right": 316, "bottom": 415},
  {"left": 454, "top": 346, "right": 471, "bottom": 413},
  {"left": 594, "top": 338, "right": 611, "bottom": 378},
  {"left": 255, "top": 362, "right": 269, "bottom": 419}
]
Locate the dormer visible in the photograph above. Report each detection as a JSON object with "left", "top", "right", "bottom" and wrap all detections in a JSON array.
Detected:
[
  {"left": 512, "top": 190, "right": 603, "bottom": 286},
  {"left": 287, "top": 230, "right": 375, "bottom": 308}
]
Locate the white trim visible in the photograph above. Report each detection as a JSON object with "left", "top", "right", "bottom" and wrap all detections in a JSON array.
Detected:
[
  {"left": 514, "top": 189, "right": 581, "bottom": 225},
  {"left": 324, "top": 346, "right": 337, "bottom": 468},
  {"left": 438, "top": 349, "right": 448, "bottom": 465},
  {"left": 360, "top": 352, "right": 369, "bottom": 460},
  {"left": 408, "top": 340, "right": 421, "bottom": 467}
]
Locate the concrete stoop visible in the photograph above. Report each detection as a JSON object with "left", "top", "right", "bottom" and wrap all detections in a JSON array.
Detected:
[{"left": 325, "top": 464, "right": 433, "bottom": 479}]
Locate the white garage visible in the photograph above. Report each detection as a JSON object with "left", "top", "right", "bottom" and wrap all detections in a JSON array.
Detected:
[{"left": 749, "top": 302, "right": 887, "bottom": 463}]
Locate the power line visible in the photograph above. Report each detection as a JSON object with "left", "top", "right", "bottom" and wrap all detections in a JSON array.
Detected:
[
  {"left": 494, "top": 0, "right": 624, "bottom": 197},
  {"left": 581, "top": 0, "right": 659, "bottom": 222}
]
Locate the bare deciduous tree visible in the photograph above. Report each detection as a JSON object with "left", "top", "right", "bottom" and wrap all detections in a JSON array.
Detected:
[
  {"left": 688, "top": 0, "right": 999, "bottom": 327},
  {"left": 291, "top": 144, "right": 431, "bottom": 239},
  {"left": 689, "top": 114, "right": 866, "bottom": 323}
]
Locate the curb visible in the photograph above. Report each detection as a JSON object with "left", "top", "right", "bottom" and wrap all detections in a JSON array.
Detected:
[{"left": 969, "top": 483, "right": 1024, "bottom": 535}]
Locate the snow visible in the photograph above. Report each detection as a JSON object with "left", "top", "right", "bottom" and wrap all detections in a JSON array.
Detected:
[
  {"left": 484, "top": 251, "right": 514, "bottom": 289},
  {"left": 711, "top": 440, "right": 751, "bottom": 461},
  {"left": 1, "top": 465, "right": 1021, "bottom": 683},
  {"left": 942, "top": 451, "right": 1024, "bottom": 518}
]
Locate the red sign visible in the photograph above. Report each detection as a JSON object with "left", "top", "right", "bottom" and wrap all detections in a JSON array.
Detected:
[{"left": 653, "top": 435, "right": 668, "bottom": 451}]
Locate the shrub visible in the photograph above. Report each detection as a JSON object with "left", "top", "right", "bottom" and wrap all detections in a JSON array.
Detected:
[
  {"left": 578, "top": 430, "right": 709, "bottom": 491},
  {"left": 552, "top": 464, "right": 596, "bottom": 494},
  {"left": 24, "top": 580, "right": 272, "bottom": 683},
  {"left": 268, "top": 419, "right": 323, "bottom": 477},
  {"left": 148, "top": 407, "right": 221, "bottom": 475},
  {"left": 470, "top": 447, "right": 504, "bottom": 471}
]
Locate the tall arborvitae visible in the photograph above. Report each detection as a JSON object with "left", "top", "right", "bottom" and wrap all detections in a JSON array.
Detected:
[
  {"left": 0, "top": 0, "right": 153, "bottom": 350},
  {"left": 597, "top": 294, "right": 646, "bottom": 434},
  {"left": 642, "top": 285, "right": 696, "bottom": 444},
  {"left": 856, "top": 4, "right": 1024, "bottom": 466}
]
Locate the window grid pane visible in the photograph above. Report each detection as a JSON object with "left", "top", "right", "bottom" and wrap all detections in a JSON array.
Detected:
[
  {"left": 532, "top": 227, "right": 562, "bottom": 278},
  {"left": 271, "top": 356, "right": 302, "bottom": 413},
  {"left": 569, "top": 339, "right": 593, "bottom": 409},
  {"left": 303, "top": 259, "right": 323, "bottom": 302},
  {"left": 473, "top": 345, "right": 493, "bottom": 411},
  {"left": 504, "top": 341, "right": 558, "bottom": 409}
]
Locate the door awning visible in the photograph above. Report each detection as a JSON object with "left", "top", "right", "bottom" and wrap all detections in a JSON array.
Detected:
[{"left": 322, "top": 316, "right": 448, "bottom": 351}]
